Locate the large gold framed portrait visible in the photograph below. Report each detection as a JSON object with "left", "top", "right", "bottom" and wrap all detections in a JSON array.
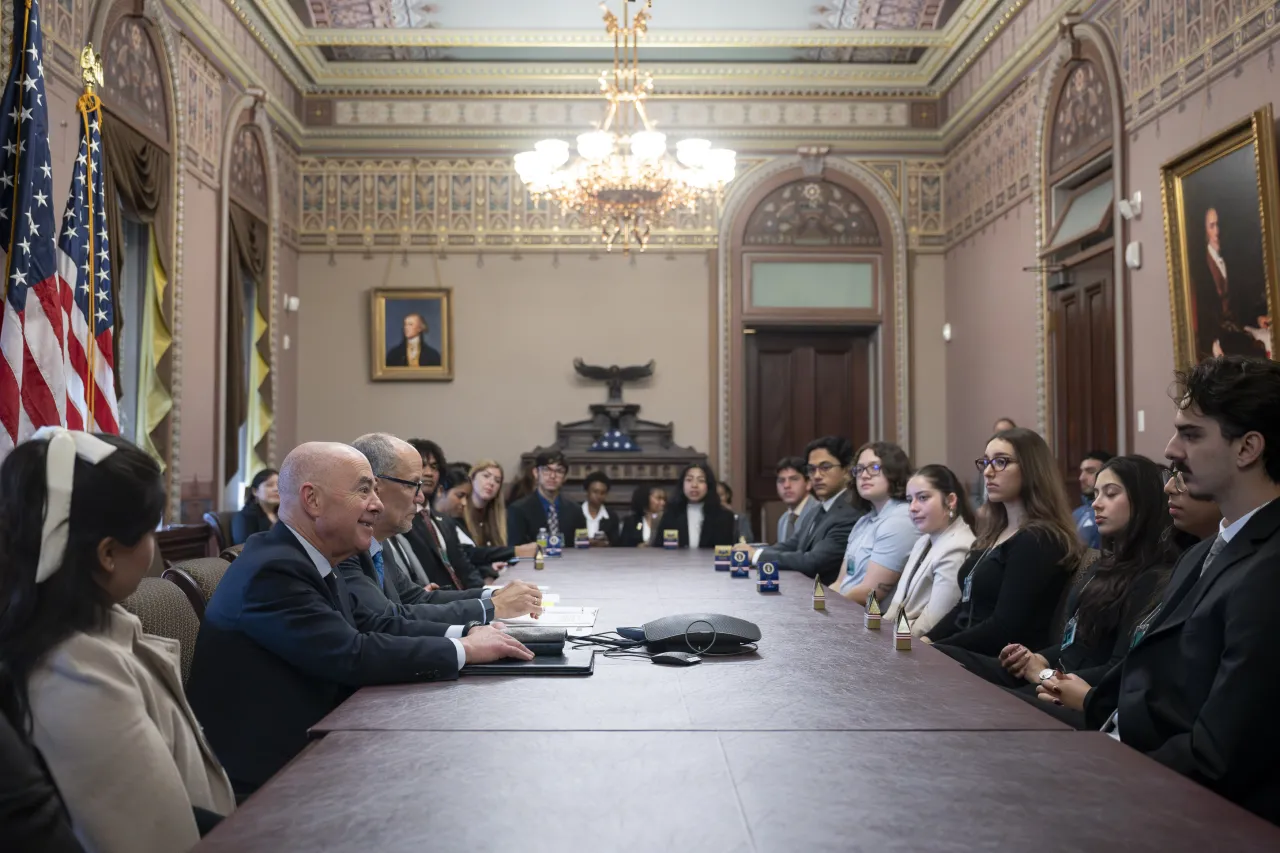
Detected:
[
  {"left": 1160, "top": 105, "right": 1279, "bottom": 370},
  {"left": 370, "top": 288, "right": 454, "bottom": 381}
]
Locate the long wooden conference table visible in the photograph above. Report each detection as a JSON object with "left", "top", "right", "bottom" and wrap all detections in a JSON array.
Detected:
[{"left": 194, "top": 550, "right": 1280, "bottom": 852}]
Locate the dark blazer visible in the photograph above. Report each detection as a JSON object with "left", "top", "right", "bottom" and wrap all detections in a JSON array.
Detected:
[
  {"left": 403, "top": 514, "right": 486, "bottom": 590},
  {"left": 656, "top": 503, "right": 737, "bottom": 549},
  {"left": 186, "top": 523, "right": 461, "bottom": 796},
  {"left": 337, "top": 547, "right": 492, "bottom": 625},
  {"left": 756, "top": 499, "right": 860, "bottom": 585},
  {"left": 385, "top": 334, "right": 441, "bottom": 367},
  {"left": 230, "top": 502, "right": 273, "bottom": 546},
  {"left": 927, "top": 527, "right": 1071, "bottom": 656},
  {"left": 506, "top": 492, "right": 588, "bottom": 546},
  {"left": 0, "top": 712, "right": 84, "bottom": 853},
  {"left": 584, "top": 505, "right": 622, "bottom": 546},
  {"left": 618, "top": 513, "right": 657, "bottom": 548},
  {"left": 1084, "top": 498, "right": 1280, "bottom": 825}
]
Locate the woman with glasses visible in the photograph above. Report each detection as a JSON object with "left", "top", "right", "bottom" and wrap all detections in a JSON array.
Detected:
[
  {"left": 620, "top": 483, "right": 669, "bottom": 547},
  {"left": 833, "top": 442, "right": 921, "bottom": 605},
  {"left": 940, "top": 456, "right": 1176, "bottom": 694},
  {"left": 230, "top": 468, "right": 279, "bottom": 545},
  {"left": 925, "top": 428, "right": 1082, "bottom": 655},
  {"left": 1036, "top": 466, "right": 1222, "bottom": 719},
  {"left": 657, "top": 462, "right": 737, "bottom": 548}
]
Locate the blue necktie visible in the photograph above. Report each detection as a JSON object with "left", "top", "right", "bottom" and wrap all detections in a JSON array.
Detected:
[{"left": 372, "top": 549, "right": 385, "bottom": 591}]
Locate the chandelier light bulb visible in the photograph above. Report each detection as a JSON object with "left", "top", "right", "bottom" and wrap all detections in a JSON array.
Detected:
[
  {"left": 705, "top": 148, "right": 737, "bottom": 183},
  {"left": 514, "top": 150, "right": 550, "bottom": 183},
  {"left": 675, "top": 138, "right": 710, "bottom": 168},
  {"left": 629, "top": 130, "right": 667, "bottom": 162},
  {"left": 534, "top": 138, "right": 571, "bottom": 169},
  {"left": 576, "top": 130, "right": 615, "bottom": 161}
]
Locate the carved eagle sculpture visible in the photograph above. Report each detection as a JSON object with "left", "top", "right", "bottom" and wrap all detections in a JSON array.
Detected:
[{"left": 573, "top": 358, "right": 655, "bottom": 403}]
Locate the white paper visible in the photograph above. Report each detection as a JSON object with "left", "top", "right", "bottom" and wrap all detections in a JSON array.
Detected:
[{"left": 501, "top": 606, "right": 598, "bottom": 628}]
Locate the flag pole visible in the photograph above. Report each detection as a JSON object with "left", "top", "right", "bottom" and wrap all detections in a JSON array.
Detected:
[{"left": 77, "top": 44, "right": 103, "bottom": 428}]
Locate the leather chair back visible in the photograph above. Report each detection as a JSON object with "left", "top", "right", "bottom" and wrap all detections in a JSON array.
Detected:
[{"left": 202, "top": 511, "right": 236, "bottom": 553}]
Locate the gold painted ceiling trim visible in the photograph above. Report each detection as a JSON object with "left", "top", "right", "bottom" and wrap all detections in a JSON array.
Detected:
[{"left": 292, "top": 28, "right": 950, "bottom": 49}]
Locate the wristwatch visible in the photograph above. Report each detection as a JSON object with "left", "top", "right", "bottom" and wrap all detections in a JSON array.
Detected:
[
  {"left": 1037, "top": 667, "right": 1058, "bottom": 682},
  {"left": 462, "top": 621, "right": 483, "bottom": 637}
]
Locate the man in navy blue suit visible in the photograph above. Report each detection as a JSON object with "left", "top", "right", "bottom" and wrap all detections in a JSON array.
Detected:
[{"left": 186, "top": 442, "right": 531, "bottom": 796}]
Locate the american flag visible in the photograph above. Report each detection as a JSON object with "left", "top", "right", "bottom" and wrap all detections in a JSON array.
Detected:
[
  {"left": 58, "top": 87, "right": 117, "bottom": 434},
  {"left": 0, "top": 0, "right": 69, "bottom": 452}
]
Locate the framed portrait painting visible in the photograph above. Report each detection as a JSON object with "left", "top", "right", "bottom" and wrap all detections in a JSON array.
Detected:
[
  {"left": 370, "top": 288, "right": 453, "bottom": 381},
  {"left": 1160, "top": 105, "right": 1279, "bottom": 370}
]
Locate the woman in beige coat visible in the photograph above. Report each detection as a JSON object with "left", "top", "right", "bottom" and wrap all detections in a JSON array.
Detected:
[{"left": 0, "top": 429, "right": 235, "bottom": 853}]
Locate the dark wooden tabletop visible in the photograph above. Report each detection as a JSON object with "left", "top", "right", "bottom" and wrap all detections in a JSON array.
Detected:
[
  {"left": 195, "top": 549, "right": 1280, "bottom": 851},
  {"left": 315, "top": 549, "right": 1068, "bottom": 734}
]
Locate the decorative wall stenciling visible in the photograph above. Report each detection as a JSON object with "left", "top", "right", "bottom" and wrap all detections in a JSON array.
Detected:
[
  {"left": 323, "top": 98, "right": 916, "bottom": 131},
  {"left": 274, "top": 128, "right": 301, "bottom": 246},
  {"left": 743, "top": 179, "right": 884, "bottom": 247},
  {"left": 1048, "top": 59, "right": 1112, "bottom": 175},
  {"left": 943, "top": 0, "right": 1060, "bottom": 119},
  {"left": 297, "top": 158, "right": 722, "bottom": 252},
  {"left": 944, "top": 73, "right": 1040, "bottom": 245},
  {"left": 187, "top": 0, "right": 304, "bottom": 116},
  {"left": 102, "top": 16, "right": 169, "bottom": 141},
  {"left": 180, "top": 36, "right": 223, "bottom": 183},
  {"left": 905, "top": 161, "right": 945, "bottom": 247}
]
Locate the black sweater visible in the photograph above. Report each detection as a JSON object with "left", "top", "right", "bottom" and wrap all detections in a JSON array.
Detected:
[{"left": 928, "top": 527, "right": 1071, "bottom": 656}]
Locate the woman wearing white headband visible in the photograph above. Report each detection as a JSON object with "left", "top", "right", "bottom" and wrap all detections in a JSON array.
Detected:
[{"left": 0, "top": 428, "right": 234, "bottom": 853}]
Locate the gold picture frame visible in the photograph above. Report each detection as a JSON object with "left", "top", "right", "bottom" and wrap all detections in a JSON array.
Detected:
[
  {"left": 370, "top": 288, "right": 454, "bottom": 381},
  {"left": 1160, "top": 105, "right": 1279, "bottom": 371}
]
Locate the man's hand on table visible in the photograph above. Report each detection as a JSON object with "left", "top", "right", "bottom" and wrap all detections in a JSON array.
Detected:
[
  {"left": 491, "top": 580, "right": 543, "bottom": 619},
  {"left": 460, "top": 623, "right": 533, "bottom": 664}
]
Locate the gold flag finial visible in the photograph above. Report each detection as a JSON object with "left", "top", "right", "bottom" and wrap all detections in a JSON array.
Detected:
[{"left": 79, "top": 44, "right": 104, "bottom": 93}]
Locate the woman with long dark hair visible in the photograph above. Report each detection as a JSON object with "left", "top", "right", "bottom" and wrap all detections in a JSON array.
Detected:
[
  {"left": 656, "top": 462, "right": 736, "bottom": 549},
  {"left": 946, "top": 455, "right": 1175, "bottom": 690},
  {"left": 230, "top": 467, "right": 278, "bottom": 545},
  {"left": 0, "top": 430, "right": 234, "bottom": 852},
  {"left": 926, "top": 427, "right": 1082, "bottom": 655},
  {"left": 620, "top": 483, "right": 669, "bottom": 547},
  {"left": 883, "top": 464, "right": 977, "bottom": 637}
]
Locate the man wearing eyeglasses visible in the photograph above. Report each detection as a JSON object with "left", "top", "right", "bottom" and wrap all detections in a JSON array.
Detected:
[
  {"left": 341, "top": 434, "right": 543, "bottom": 624},
  {"left": 507, "top": 450, "right": 588, "bottom": 547},
  {"left": 748, "top": 436, "right": 861, "bottom": 584}
]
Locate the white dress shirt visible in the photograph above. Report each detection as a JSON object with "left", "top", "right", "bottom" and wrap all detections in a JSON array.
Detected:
[
  {"left": 583, "top": 502, "right": 611, "bottom": 539},
  {"left": 1208, "top": 244, "right": 1228, "bottom": 281},
  {"left": 285, "top": 524, "right": 466, "bottom": 669},
  {"left": 687, "top": 501, "right": 705, "bottom": 548}
]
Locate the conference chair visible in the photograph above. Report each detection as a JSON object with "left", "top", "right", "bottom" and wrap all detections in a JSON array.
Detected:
[
  {"left": 202, "top": 511, "right": 236, "bottom": 553},
  {"left": 162, "top": 557, "right": 231, "bottom": 622},
  {"left": 121, "top": 578, "right": 201, "bottom": 684},
  {"left": 219, "top": 544, "right": 244, "bottom": 563}
]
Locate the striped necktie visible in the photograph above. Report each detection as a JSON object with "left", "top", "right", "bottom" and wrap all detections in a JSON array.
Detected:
[
  {"left": 425, "top": 519, "right": 465, "bottom": 590},
  {"left": 546, "top": 500, "right": 561, "bottom": 539}
]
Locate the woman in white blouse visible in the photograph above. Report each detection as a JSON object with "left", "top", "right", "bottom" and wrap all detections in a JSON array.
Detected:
[
  {"left": 0, "top": 429, "right": 234, "bottom": 853},
  {"left": 884, "top": 464, "right": 977, "bottom": 637}
]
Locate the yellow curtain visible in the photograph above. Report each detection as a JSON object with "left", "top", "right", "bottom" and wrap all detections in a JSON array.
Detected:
[
  {"left": 135, "top": 232, "right": 173, "bottom": 471},
  {"left": 244, "top": 295, "right": 272, "bottom": 478}
]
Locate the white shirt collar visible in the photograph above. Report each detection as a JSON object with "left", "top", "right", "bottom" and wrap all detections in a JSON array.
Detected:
[
  {"left": 370, "top": 537, "right": 384, "bottom": 556},
  {"left": 581, "top": 501, "right": 610, "bottom": 521},
  {"left": 1218, "top": 498, "right": 1276, "bottom": 543},
  {"left": 822, "top": 488, "right": 849, "bottom": 511},
  {"left": 283, "top": 523, "right": 335, "bottom": 578}
]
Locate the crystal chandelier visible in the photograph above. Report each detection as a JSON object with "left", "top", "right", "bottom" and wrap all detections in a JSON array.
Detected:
[{"left": 513, "top": 0, "right": 736, "bottom": 254}]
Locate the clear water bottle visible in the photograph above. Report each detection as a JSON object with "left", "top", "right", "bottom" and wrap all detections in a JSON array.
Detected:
[{"left": 536, "top": 527, "right": 549, "bottom": 549}]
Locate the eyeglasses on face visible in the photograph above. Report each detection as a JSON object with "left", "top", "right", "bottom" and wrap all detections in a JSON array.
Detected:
[
  {"left": 540, "top": 466, "right": 568, "bottom": 477},
  {"left": 806, "top": 462, "right": 842, "bottom": 475},
  {"left": 975, "top": 456, "right": 1017, "bottom": 473},
  {"left": 378, "top": 474, "right": 425, "bottom": 496},
  {"left": 1161, "top": 468, "right": 1187, "bottom": 493},
  {"left": 853, "top": 463, "right": 883, "bottom": 477}
]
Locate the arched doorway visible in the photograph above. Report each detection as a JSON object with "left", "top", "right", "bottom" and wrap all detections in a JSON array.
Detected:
[{"left": 722, "top": 161, "right": 904, "bottom": 539}]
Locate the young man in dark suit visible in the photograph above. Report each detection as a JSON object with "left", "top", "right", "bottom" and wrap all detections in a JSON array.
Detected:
[
  {"left": 749, "top": 436, "right": 861, "bottom": 585},
  {"left": 186, "top": 442, "right": 532, "bottom": 797},
  {"left": 340, "top": 433, "right": 543, "bottom": 624},
  {"left": 506, "top": 450, "right": 587, "bottom": 546},
  {"left": 1046, "top": 355, "right": 1280, "bottom": 825}
]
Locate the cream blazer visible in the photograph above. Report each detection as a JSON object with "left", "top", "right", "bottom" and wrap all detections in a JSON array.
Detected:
[
  {"left": 884, "top": 518, "right": 976, "bottom": 637},
  {"left": 28, "top": 605, "right": 235, "bottom": 853}
]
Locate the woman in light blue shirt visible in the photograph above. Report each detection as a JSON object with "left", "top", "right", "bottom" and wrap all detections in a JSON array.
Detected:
[{"left": 834, "top": 442, "right": 922, "bottom": 605}]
